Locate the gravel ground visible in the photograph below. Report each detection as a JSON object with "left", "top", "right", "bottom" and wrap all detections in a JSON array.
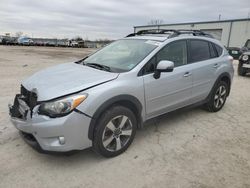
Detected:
[{"left": 0, "top": 45, "right": 249, "bottom": 188}]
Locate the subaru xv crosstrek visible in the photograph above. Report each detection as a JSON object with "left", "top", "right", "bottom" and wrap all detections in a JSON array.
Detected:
[{"left": 9, "top": 30, "right": 234, "bottom": 157}]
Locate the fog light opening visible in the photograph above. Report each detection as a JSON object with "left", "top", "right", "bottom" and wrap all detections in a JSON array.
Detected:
[{"left": 58, "top": 136, "right": 65, "bottom": 145}]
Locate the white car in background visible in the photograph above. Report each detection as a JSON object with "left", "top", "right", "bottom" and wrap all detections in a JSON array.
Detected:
[{"left": 18, "top": 37, "right": 33, "bottom": 45}]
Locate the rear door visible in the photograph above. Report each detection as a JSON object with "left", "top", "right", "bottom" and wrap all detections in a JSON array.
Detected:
[{"left": 188, "top": 39, "right": 220, "bottom": 102}]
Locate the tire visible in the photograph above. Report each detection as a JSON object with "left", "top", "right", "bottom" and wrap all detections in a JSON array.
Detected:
[
  {"left": 238, "top": 64, "right": 247, "bottom": 76},
  {"left": 93, "top": 105, "right": 137, "bottom": 157},
  {"left": 204, "top": 81, "right": 229, "bottom": 112}
]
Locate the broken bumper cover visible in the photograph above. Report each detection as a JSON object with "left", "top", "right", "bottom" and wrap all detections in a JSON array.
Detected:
[{"left": 9, "top": 96, "right": 92, "bottom": 153}]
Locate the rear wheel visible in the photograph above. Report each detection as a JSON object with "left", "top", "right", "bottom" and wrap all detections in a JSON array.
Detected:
[
  {"left": 204, "top": 81, "right": 228, "bottom": 112},
  {"left": 93, "top": 106, "right": 137, "bottom": 157}
]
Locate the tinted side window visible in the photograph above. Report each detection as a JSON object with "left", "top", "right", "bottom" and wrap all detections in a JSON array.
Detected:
[
  {"left": 214, "top": 44, "right": 223, "bottom": 56},
  {"left": 157, "top": 40, "right": 187, "bottom": 67},
  {"left": 142, "top": 40, "right": 187, "bottom": 75},
  {"left": 209, "top": 42, "right": 217, "bottom": 58},
  {"left": 189, "top": 40, "right": 210, "bottom": 63}
]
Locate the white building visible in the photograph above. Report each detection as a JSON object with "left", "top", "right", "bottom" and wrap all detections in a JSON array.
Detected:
[{"left": 134, "top": 18, "right": 250, "bottom": 48}]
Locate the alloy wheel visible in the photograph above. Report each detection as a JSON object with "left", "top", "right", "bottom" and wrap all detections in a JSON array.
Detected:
[
  {"left": 102, "top": 115, "right": 133, "bottom": 152},
  {"left": 214, "top": 85, "right": 227, "bottom": 109}
]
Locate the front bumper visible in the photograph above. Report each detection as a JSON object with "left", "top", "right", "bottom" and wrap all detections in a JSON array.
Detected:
[
  {"left": 9, "top": 96, "right": 92, "bottom": 152},
  {"left": 242, "top": 64, "right": 250, "bottom": 69},
  {"left": 19, "top": 131, "right": 44, "bottom": 153},
  {"left": 239, "top": 55, "right": 250, "bottom": 69}
]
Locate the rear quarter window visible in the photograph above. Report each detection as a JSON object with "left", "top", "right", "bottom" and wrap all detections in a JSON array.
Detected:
[
  {"left": 214, "top": 44, "right": 223, "bottom": 56},
  {"left": 209, "top": 42, "right": 217, "bottom": 58}
]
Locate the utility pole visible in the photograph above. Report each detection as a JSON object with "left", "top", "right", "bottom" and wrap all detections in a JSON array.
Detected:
[
  {"left": 218, "top": 14, "right": 221, "bottom": 21},
  {"left": 246, "top": 11, "right": 250, "bottom": 33}
]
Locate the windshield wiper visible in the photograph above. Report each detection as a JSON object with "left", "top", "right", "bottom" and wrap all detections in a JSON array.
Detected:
[
  {"left": 85, "top": 63, "right": 111, "bottom": 72},
  {"left": 75, "top": 56, "right": 89, "bottom": 64}
]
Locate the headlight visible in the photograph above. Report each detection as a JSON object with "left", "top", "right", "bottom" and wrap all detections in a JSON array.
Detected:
[
  {"left": 242, "top": 55, "right": 249, "bottom": 61},
  {"left": 39, "top": 94, "right": 87, "bottom": 117}
]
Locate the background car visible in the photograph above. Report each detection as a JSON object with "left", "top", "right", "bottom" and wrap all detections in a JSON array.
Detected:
[
  {"left": 227, "top": 39, "right": 250, "bottom": 60},
  {"left": 227, "top": 47, "right": 241, "bottom": 59},
  {"left": 17, "top": 37, "right": 34, "bottom": 46},
  {"left": 2, "top": 36, "right": 18, "bottom": 45},
  {"left": 238, "top": 52, "right": 250, "bottom": 76}
]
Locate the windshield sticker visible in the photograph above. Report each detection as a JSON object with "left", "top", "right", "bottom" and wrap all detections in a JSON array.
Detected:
[{"left": 145, "top": 40, "right": 162, "bottom": 46}]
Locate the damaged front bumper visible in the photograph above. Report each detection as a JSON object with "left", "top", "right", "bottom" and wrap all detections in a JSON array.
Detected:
[{"left": 9, "top": 91, "right": 92, "bottom": 153}]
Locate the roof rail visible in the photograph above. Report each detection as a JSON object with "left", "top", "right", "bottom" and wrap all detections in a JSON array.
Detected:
[
  {"left": 126, "top": 29, "right": 214, "bottom": 39},
  {"left": 126, "top": 29, "right": 179, "bottom": 37},
  {"left": 170, "top": 30, "right": 214, "bottom": 38}
]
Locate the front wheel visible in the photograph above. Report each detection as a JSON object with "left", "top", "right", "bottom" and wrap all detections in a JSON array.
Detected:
[
  {"left": 93, "top": 106, "right": 137, "bottom": 157},
  {"left": 204, "top": 81, "right": 229, "bottom": 112}
]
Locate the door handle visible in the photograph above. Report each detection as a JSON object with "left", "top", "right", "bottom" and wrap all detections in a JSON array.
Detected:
[
  {"left": 183, "top": 72, "right": 192, "bottom": 77},
  {"left": 213, "top": 63, "right": 219, "bottom": 68}
]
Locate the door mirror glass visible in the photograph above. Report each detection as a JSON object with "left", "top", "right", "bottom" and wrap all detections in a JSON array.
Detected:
[{"left": 154, "top": 60, "right": 174, "bottom": 79}]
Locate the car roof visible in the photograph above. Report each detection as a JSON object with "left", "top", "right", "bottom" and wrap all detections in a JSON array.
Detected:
[{"left": 124, "top": 34, "right": 223, "bottom": 48}]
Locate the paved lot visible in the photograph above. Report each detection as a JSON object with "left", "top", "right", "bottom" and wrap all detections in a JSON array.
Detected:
[{"left": 0, "top": 45, "right": 250, "bottom": 188}]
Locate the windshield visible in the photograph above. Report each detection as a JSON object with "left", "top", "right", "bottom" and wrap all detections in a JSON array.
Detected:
[
  {"left": 246, "top": 40, "right": 250, "bottom": 49},
  {"left": 83, "top": 39, "right": 158, "bottom": 72}
]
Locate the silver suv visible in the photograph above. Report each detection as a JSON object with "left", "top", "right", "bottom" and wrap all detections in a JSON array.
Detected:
[{"left": 9, "top": 30, "right": 234, "bottom": 157}]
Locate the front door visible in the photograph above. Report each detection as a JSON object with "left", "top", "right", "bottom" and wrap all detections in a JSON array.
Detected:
[{"left": 141, "top": 40, "right": 193, "bottom": 119}]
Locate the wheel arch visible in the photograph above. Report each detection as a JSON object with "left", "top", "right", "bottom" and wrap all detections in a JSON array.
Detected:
[
  {"left": 88, "top": 95, "right": 143, "bottom": 140},
  {"left": 207, "top": 72, "right": 232, "bottom": 101},
  {"left": 220, "top": 74, "right": 231, "bottom": 95}
]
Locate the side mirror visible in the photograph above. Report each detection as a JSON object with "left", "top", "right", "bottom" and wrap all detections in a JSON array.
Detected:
[{"left": 153, "top": 60, "right": 174, "bottom": 79}]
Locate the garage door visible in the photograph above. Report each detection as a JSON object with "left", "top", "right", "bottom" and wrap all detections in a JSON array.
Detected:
[{"left": 201, "top": 29, "right": 222, "bottom": 41}]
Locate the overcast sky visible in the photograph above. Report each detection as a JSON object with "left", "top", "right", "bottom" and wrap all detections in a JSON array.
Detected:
[{"left": 0, "top": 0, "right": 249, "bottom": 40}]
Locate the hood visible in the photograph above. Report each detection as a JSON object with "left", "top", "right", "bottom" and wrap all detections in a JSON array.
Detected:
[{"left": 22, "top": 62, "right": 119, "bottom": 101}]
